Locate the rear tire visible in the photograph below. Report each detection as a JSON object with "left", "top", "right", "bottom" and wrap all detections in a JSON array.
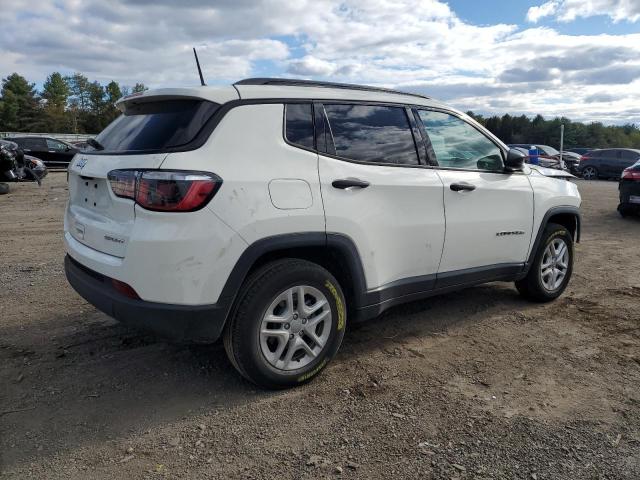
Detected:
[
  {"left": 581, "top": 166, "right": 598, "bottom": 180},
  {"left": 0, "top": 183, "right": 9, "bottom": 195},
  {"left": 223, "top": 259, "right": 346, "bottom": 389},
  {"left": 516, "top": 223, "right": 573, "bottom": 302}
]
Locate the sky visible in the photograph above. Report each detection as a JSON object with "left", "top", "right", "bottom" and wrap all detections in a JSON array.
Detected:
[{"left": 1, "top": 0, "right": 639, "bottom": 124}]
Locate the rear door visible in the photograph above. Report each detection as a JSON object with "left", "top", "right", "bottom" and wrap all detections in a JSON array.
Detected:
[
  {"left": 316, "top": 102, "right": 445, "bottom": 292},
  {"left": 600, "top": 150, "right": 618, "bottom": 176},
  {"left": 19, "top": 137, "right": 49, "bottom": 163},
  {"left": 416, "top": 109, "right": 534, "bottom": 280}
]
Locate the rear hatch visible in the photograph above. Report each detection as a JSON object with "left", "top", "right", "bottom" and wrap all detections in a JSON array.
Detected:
[
  {"left": 68, "top": 154, "right": 167, "bottom": 257},
  {"left": 66, "top": 96, "right": 223, "bottom": 258}
]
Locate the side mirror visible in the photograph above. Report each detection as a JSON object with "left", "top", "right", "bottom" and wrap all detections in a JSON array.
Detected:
[{"left": 504, "top": 148, "right": 525, "bottom": 172}]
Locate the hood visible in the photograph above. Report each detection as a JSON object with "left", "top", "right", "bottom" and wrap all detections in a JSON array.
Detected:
[{"left": 529, "top": 164, "right": 576, "bottom": 180}]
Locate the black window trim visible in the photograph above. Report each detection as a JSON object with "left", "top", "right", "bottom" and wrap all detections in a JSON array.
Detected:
[
  {"left": 282, "top": 102, "right": 317, "bottom": 154},
  {"left": 78, "top": 95, "right": 513, "bottom": 175}
]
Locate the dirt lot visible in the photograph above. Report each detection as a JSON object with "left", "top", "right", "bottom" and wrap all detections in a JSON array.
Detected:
[{"left": 1, "top": 172, "right": 639, "bottom": 479}]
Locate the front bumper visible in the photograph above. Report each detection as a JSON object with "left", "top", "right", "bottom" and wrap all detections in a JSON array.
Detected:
[{"left": 65, "top": 255, "right": 229, "bottom": 343}]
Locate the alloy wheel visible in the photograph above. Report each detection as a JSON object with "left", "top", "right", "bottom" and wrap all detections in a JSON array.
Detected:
[
  {"left": 582, "top": 167, "right": 597, "bottom": 180},
  {"left": 540, "top": 238, "right": 569, "bottom": 291},
  {"left": 259, "top": 285, "right": 332, "bottom": 371}
]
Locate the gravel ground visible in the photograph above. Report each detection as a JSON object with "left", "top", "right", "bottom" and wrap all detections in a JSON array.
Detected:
[{"left": 1, "top": 173, "right": 639, "bottom": 479}]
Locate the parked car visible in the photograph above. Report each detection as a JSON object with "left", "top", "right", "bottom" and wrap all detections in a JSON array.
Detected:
[
  {"left": 511, "top": 146, "right": 556, "bottom": 168},
  {"left": 567, "top": 147, "right": 593, "bottom": 156},
  {"left": 560, "top": 151, "right": 581, "bottom": 173},
  {"left": 577, "top": 148, "right": 640, "bottom": 180},
  {"left": 618, "top": 159, "right": 640, "bottom": 217},
  {"left": 64, "top": 78, "right": 581, "bottom": 389},
  {"left": 507, "top": 143, "right": 577, "bottom": 172},
  {"left": 7, "top": 136, "right": 78, "bottom": 166}
]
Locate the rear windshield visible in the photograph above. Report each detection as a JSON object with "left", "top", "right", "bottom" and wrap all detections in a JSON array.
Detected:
[{"left": 91, "top": 99, "right": 219, "bottom": 153}]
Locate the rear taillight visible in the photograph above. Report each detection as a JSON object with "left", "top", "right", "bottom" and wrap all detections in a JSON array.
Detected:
[
  {"left": 621, "top": 169, "right": 640, "bottom": 181},
  {"left": 107, "top": 170, "right": 222, "bottom": 212},
  {"left": 579, "top": 155, "right": 589, "bottom": 162}
]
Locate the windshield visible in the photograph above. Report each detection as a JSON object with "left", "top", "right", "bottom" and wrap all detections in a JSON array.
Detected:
[
  {"left": 90, "top": 99, "right": 219, "bottom": 153},
  {"left": 540, "top": 145, "right": 559, "bottom": 156}
]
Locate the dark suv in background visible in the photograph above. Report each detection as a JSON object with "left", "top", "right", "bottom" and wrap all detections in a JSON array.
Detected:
[
  {"left": 7, "top": 136, "right": 78, "bottom": 166},
  {"left": 578, "top": 148, "right": 640, "bottom": 180},
  {"left": 618, "top": 159, "right": 640, "bottom": 217}
]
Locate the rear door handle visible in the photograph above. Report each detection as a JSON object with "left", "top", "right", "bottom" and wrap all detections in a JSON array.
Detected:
[
  {"left": 450, "top": 182, "right": 476, "bottom": 192},
  {"left": 332, "top": 178, "right": 370, "bottom": 189}
]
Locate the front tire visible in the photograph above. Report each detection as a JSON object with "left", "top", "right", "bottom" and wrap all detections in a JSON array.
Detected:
[
  {"left": 223, "top": 259, "right": 346, "bottom": 389},
  {"left": 515, "top": 223, "right": 574, "bottom": 302}
]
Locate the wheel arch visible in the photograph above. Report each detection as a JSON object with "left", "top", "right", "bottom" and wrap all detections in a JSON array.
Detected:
[
  {"left": 217, "top": 232, "right": 368, "bottom": 326},
  {"left": 524, "top": 206, "right": 581, "bottom": 275}
]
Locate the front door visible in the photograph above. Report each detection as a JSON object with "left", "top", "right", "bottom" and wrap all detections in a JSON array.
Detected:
[
  {"left": 316, "top": 103, "right": 446, "bottom": 292},
  {"left": 415, "top": 110, "right": 534, "bottom": 282}
]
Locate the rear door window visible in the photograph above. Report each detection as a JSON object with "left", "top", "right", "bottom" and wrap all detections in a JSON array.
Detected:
[
  {"left": 323, "top": 104, "right": 419, "bottom": 165},
  {"left": 21, "top": 138, "right": 47, "bottom": 150},
  {"left": 92, "top": 99, "right": 219, "bottom": 153},
  {"left": 285, "top": 104, "right": 314, "bottom": 150}
]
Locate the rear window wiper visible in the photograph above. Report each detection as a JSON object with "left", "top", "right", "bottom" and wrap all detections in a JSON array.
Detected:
[{"left": 87, "top": 138, "right": 105, "bottom": 151}]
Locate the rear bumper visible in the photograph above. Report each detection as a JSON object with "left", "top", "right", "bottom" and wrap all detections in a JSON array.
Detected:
[{"left": 65, "top": 255, "right": 229, "bottom": 343}]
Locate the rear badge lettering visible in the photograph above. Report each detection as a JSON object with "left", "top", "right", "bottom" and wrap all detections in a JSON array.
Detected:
[
  {"left": 75, "top": 158, "right": 88, "bottom": 169},
  {"left": 496, "top": 231, "right": 525, "bottom": 237},
  {"left": 104, "top": 235, "right": 125, "bottom": 244}
]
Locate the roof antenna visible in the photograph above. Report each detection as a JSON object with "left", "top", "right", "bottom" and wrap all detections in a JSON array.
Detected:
[{"left": 193, "top": 47, "right": 206, "bottom": 86}]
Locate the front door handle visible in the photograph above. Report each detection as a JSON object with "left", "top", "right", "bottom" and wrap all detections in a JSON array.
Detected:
[
  {"left": 332, "top": 178, "right": 370, "bottom": 189},
  {"left": 450, "top": 182, "right": 476, "bottom": 192}
]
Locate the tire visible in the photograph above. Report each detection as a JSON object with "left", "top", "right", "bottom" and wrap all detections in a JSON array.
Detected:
[
  {"left": 0, "top": 183, "right": 9, "bottom": 195},
  {"left": 515, "top": 223, "right": 574, "bottom": 302},
  {"left": 223, "top": 259, "right": 347, "bottom": 389},
  {"left": 581, "top": 166, "right": 598, "bottom": 180}
]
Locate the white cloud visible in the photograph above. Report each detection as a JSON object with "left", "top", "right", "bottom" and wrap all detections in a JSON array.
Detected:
[
  {"left": 526, "top": 1, "right": 560, "bottom": 23},
  {"left": 0, "top": 0, "right": 639, "bottom": 123},
  {"left": 527, "top": 0, "right": 640, "bottom": 23}
]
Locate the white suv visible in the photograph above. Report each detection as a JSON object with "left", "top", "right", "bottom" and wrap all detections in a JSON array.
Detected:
[{"left": 64, "top": 78, "right": 581, "bottom": 388}]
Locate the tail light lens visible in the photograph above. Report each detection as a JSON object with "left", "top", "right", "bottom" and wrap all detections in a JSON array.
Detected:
[
  {"left": 622, "top": 169, "right": 640, "bottom": 181},
  {"left": 579, "top": 155, "right": 589, "bottom": 162},
  {"left": 107, "top": 170, "right": 222, "bottom": 212}
]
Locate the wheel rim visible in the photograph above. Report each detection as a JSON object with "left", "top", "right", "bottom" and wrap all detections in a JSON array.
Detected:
[
  {"left": 583, "top": 167, "right": 596, "bottom": 180},
  {"left": 259, "top": 285, "right": 332, "bottom": 371},
  {"left": 540, "top": 238, "right": 569, "bottom": 291}
]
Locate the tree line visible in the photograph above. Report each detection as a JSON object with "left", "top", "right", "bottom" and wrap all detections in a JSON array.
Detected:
[
  {"left": 0, "top": 72, "right": 147, "bottom": 134},
  {"left": 467, "top": 112, "right": 640, "bottom": 149},
  {"left": 1, "top": 71, "right": 639, "bottom": 149}
]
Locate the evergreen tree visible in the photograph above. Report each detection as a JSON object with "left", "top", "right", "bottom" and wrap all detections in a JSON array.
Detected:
[
  {"left": 0, "top": 73, "right": 39, "bottom": 131},
  {"left": 42, "top": 72, "right": 70, "bottom": 131}
]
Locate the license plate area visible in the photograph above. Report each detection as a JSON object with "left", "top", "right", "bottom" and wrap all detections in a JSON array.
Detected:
[
  {"left": 629, "top": 195, "right": 640, "bottom": 204},
  {"left": 78, "top": 176, "right": 106, "bottom": 209}
]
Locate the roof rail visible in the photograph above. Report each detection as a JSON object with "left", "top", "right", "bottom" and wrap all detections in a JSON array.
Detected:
[{"left": 234, "top": 78, "right": 430, "bottom": 100}]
